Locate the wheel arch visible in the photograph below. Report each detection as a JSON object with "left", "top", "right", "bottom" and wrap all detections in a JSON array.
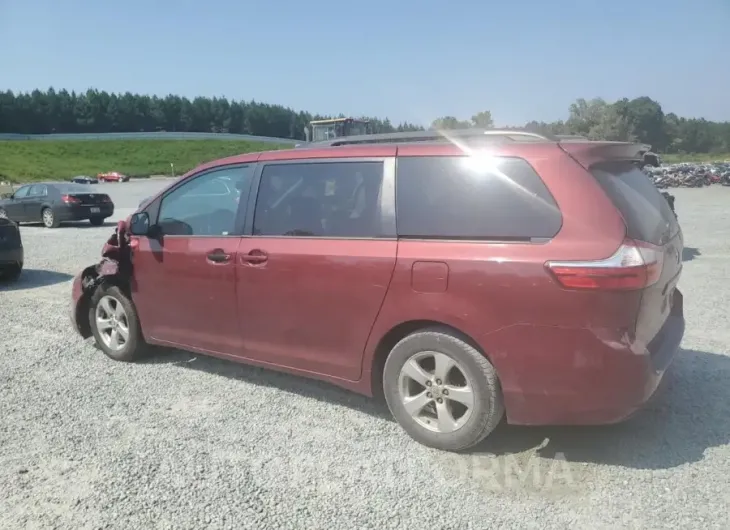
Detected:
[
  {"left": 40, "top": 203, "right": 56, "bottom": 220},
  {"left": 369, "top": 319, "right": 491, "bottom": 400}
]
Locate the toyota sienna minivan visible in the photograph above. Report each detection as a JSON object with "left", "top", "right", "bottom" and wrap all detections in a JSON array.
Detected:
[{"left": 70, "top": 129, "right": 684, "bottom": 451}]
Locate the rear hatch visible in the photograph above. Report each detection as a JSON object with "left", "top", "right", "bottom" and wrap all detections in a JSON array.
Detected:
[{"left": 588, "top": 160, "right": 683, "bottom": 349}]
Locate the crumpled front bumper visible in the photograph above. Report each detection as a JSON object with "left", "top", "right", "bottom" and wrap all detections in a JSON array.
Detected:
[{"left": 70, "top": 220, "right": 131, "bottom": 339}]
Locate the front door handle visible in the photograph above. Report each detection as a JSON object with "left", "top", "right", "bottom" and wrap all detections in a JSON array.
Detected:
[
  {"left": 240, "top": 250, "right": 268, "bottom": 265},
  {"left": 207, "top": 249, "right": 231, "bottom": 263}
]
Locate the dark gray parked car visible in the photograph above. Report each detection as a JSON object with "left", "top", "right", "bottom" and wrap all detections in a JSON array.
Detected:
[{"left": 0, "top": 182, "right": 115, "bottom": 228}]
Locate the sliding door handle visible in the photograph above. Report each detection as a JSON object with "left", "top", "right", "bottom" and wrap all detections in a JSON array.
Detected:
[{"left": 240, "top": 250, "right": 268, "bottom": 264}]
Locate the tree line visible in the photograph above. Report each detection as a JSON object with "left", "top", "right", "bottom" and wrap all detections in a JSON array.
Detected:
[{"left": 0, "top": 89, "right": 727, "bottom": 154}]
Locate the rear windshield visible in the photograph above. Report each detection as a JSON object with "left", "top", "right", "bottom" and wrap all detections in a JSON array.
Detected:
[
  {"left": 55, "top": 184, "right": 90, "bottom": 193},
  {"left": 591, "top": 162, "right": 679, "bottom": 246}
]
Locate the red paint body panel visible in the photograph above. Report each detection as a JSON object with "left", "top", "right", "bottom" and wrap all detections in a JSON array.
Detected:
[
  {"left": 235, "top": 237, "right": 397, "bottom": 380},
  {"left": 131, "top": 236, "right": 243, "bottom": 354},
  {"left": 70, "top": 139, "right": 685, "bottom": 428}
]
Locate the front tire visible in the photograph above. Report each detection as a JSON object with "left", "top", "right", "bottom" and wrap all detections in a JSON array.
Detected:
[
  {"left": 42, "top": 207, "right": 60, "bottom": 228},
  {"left": 383, "top": 328, "right": 505, "bottom": 452},
  {"left": 89, "top": 285, "right": 144, "bottom": 362}
]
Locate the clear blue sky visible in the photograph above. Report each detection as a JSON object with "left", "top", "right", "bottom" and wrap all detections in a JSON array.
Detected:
[{"left": 1, "top": 0, "right": 728, "bottom": 126}]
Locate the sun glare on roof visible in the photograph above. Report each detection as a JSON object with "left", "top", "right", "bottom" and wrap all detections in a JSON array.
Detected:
[{"left": 460, "top": 151, "right": 503, "bottom": 174}]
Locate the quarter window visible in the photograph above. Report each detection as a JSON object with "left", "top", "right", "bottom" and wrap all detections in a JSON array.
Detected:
[
  {"left": 395, "top": 156, "right": 562, "bottom": 240},
  {"left": 253, "top": 161, "right": 385, "bottom": 238},
  {"left": 157, "top": 165, "right": 253, "bottom": 236}
]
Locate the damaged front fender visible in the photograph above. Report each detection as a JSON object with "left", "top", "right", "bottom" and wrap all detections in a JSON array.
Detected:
[
  {"left": 71, "top": 220, "right": 133, "bottom": 339},
  {"left": 80, "top": 257, "right": 123, "bottom": 293},
  {"left": 81, "top": 217, "right": 133, "bottom": 294}
]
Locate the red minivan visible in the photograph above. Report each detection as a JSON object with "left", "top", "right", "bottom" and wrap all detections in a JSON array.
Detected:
[{"left": 70, "top": 130, "right": 685, "bottom": 451}]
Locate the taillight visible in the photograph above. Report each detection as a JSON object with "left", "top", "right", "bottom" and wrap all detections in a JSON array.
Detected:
[
  {"left": 546, "top": 239, "right": 664, "bottom": 291},
  {"left": 62, "top": 194, "right": 82, "bottom": 204},
  {"left": 101, "top": 196, "right": 112, "bottom": 203}
]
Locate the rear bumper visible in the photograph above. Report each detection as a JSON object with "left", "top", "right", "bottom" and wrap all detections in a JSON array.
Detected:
[
  {"left": 57, "top": 204, "right": 114, "bottom": 221},
  {"left": 499, "top": 289, "right": 685, "bottom": 426},
  {"left": 0, "top": 246, "right": 23, "bottom": 266}
]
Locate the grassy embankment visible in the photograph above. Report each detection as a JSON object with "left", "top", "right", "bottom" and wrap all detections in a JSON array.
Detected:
[{"left": 0, "top": 139, "right": 292, "bottom": 184}]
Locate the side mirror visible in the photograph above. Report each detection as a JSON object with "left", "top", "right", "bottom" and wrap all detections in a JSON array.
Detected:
[{"left": 129, "top": 211, "right": 152, "bottom": 236}]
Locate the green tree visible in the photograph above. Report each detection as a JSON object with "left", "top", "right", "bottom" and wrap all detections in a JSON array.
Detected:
[
  {"left": 470, "top": 111, "right": 494, "bottom": 128},
  {"left": 614, "top": 96, "right": 665, "bottom": 149},
  {"left": 0, "top": 88, "right": 728, "bottom": 154},
  {"left": 430, "top": 116, "right": 471, "bottom": 129}
]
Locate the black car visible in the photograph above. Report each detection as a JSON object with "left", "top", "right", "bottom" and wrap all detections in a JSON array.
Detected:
[
  {"left": 0, "top": 217, "right": 23, "bottom": 282},
  {"left": 71, "top": 175, "right": 99, "bottom": 184},
  {"left": 0, "top": 182, "right": 115, "bottom": 228}
]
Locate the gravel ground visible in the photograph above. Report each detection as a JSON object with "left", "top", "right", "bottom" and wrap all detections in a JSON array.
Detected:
[{"left": 1, "top": 182, "right": 729, "bottom": 529}]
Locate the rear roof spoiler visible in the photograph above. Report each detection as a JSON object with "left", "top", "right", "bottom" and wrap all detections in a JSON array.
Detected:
[{"left": 559, "top": 142, "right": 648, "bottom": 168}]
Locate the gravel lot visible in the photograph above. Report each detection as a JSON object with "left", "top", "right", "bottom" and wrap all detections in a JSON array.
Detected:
[{"left": 1, "top": 181, "right": 729, "bottom": 529}]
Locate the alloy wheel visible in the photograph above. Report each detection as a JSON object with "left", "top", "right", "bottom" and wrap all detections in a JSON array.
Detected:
[
  {"left": 42, "top": 209, "right": 54, "bottom": 227},
  {"left": 398, "top": 351, "right": 475, "bottom": 433},
  {"left": 95, "top": 295, "right": 130, "bottom": 352}
]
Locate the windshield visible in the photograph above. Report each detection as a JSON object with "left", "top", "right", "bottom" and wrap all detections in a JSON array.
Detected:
[{"left": 311, "top": 123, "right": 339, "bottom": 142}]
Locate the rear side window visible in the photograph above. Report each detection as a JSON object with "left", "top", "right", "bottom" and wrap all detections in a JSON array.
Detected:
[
  {"left": 28, "top": 185, "right": 48, "bottom": 197},
  {"left": 591, "top": 162, "right": 679, "bottom": 246},
  {"left": 395, "top": 156, "right": 561, "bottom": 240}
]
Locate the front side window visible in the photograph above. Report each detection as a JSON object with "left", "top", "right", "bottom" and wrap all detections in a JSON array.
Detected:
[
  {"left": 157, "top": 165, "right": 253, "bottom": 236},
  {"left": 13, "top": 186, "right": 30, "bottom": 199},
  {"left": 395, "top": 156, "right": 562, "bottom": 240},
  {"left": 253, "top": 161, "right": 384, "bottom": 238}
]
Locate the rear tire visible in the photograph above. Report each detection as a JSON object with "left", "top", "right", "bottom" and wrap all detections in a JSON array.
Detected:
[
  {"left": 89, "top": 216, "right": 105, "bottom": 226},
  {"left": 88, "top": 285, "right": 145, "bottom": 362},
  {"left": 42, "top": 207, "right": 60, "bottom": 228},
  {"left": 383, "top": 327, "right": 505, "bottom": 452}
]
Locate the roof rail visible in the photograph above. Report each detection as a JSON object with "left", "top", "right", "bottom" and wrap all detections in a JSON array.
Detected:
[{"left": 307, "top": 128, "right": 555, "bottom": 147}]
